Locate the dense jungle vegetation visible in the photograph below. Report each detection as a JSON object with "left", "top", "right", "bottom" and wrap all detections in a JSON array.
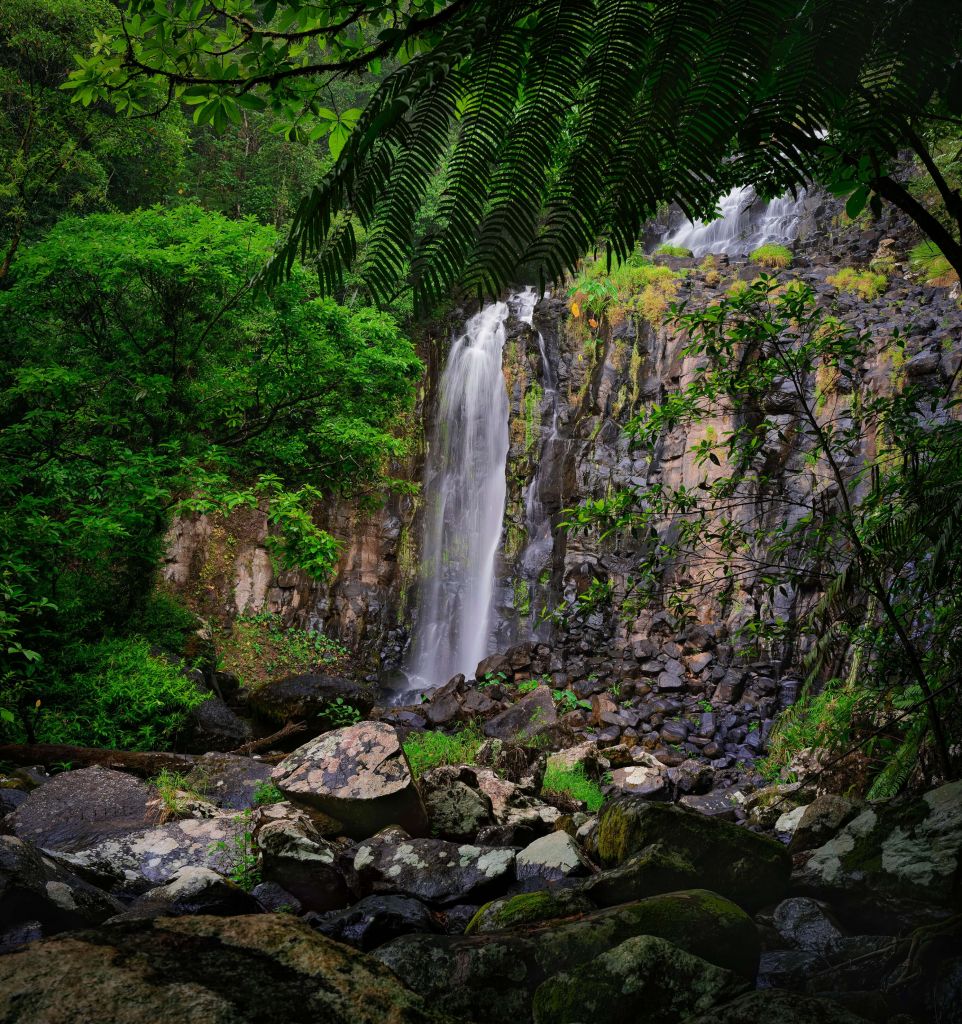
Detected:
[{"left": 1, "top": 0, "right": 961, "bottom": 799}]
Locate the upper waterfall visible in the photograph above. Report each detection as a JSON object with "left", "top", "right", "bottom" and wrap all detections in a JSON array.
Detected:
[
  {"left": 404, "top": 299, "right": 512, "bottom": 689},
  {"left": 660, "top": 185, "right": 805, "bottom": 256}
]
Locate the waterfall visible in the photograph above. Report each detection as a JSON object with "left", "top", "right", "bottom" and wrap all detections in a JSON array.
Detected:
[
  {"left": 660, "top": 184, "right": 805, "bottom": 256},
  {"left": 404, "top": 299, "right": 512, "bottom": 689}
]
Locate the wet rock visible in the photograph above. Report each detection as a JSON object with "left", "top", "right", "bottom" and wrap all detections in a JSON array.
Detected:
[
  {"left": 251, "top": 880, "right": 302, "bottom": 914},
  {"left": 0, "top": 835, "right": 122, "bottom": 952},
  {"left": 773, "top": 897, "right": 845, "bottom": 954},
  {"left": 595, "top": 798, "right": 790, "bottom": 912},
  {"left": 353, "top": 826, "right": 516, "bottom": 906},
  {"left": 794, "top": 781, "right": 962, "bottom": 929},
  {"left": 420, "top": 766, "right": 494, "bottom": 841},
  {"left": 476, "top": 653, "right": 511, "bottom": 680},
  {"left": 109, "top": 866, "right": 260, "bottom": 921},
  {"left": 375, "top": 889, "right": 759, "bottom": 1024},
  {"left": 0, "top": 786, "right": 27, "bottom": 816},
  {"left": 185, "top": 753, "right": 274, "bottom": 810},
  {"left": 6, "top": 767, "right": 152, "bottom": 851},
  {"left": 532, "top": 934, "right": 750, "bottom": 1024},
  {"left": 0, "top": 913, "right": 455, "bottom": 1024},
  {"left": 249, "top": 672, "right": 375, "bottom": 726},
  {"left": 50, "top": 812, "right": 250, "bottom": 895},
  {"left": 254, "top": 803, "right": 350, "bottom": 912},
  {"left": 516, "top": 832, "right": 591, "bottom": 887},
  {"left": 684, "top": 989, "right": 872, "bottom": 1023},
  {"left": 272, "top": 722, "right": 428, "bottom": 839},
  {"left": 483, "top": 685, "right": 558, "bottom": 743},
  {"left": 757, "top": 949, "right": 825, "bottom": 989},
  {"left": 789, "top": 794, "right": 861, "bottom": 854},
  {"left": 466, "top": 888, "right": 594, "bottom": 935},
  {"left": 311, "top": 894, "right": 436, "bottom": 951}
]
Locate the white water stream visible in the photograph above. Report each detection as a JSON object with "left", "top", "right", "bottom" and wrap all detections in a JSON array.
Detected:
[{"left": 404, "top": 299, "right": 512, "bottom": 689}]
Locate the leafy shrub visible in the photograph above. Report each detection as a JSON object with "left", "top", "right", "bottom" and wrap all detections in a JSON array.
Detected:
[
  {"left": 654, "top": 243, "right": 693, "bottom": 257},
  {"left": 827, "top": 267, "right": 887, "bottom": 299},
  {"left": 750, "top": 244, "right": 793, "bottom": 268},
  {"left": 568, "top": 254, "right": 681, "bottom": 327},
  {"left": 252, "top": 781, "right": 284, "bottom": 805},
  {"left": 403, "top": 722, "right": 484, "bottom": 778},
  {"left": 151, "top": 768, "right": 208, "bottom": 820},
  {"left": 129, "top": 592, "right": 199, "bottom": 657},
  {"left": 909, "top": 241, "right": 957, "bottom": 285},
  {"left": 36, "top": 638, "right": 208, "bottom": 750},
  {"left": 218, "top": 611, "right": 348, "bottom": 689},
  {"left": 541, "top": 763, "right": 605, "bottom": 812}
]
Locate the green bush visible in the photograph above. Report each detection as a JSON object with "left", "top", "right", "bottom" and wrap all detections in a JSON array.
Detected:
[
  {"left": 541, "top": 762, "right": 606, "bottom": 811},
  {"left": 909, "top": 241, "right": 956, "bottom": 284},
  {"left": 129, "top": 592, "right": 199, "bottom": 656},
  {"left": 654, "top": 243, "right": 694, "bottom": 257},
  {"left": 36, "top": 638, "right": 208, "bottom": 751},
  {"left": 826, "top": 266, "right": 887, "bottom": 299},
  {"left": 749, "top": 244, "right": 793, "bottom": 268},
  {"left": 403, "top": 722, "right": 484, "bottom": 778}
]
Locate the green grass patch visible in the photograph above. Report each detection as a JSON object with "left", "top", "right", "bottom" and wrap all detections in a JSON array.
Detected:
[
  {"left": 827, "top": 266, "right": 887, "bottom": 300},
  {"left": 750, "top": 244, "right": 793, "bottom": 269},
  {"left": 654, "top": 243, "right": 693, "bottom": 258},
  {"left": 403, "top": 722, "right": 485, "bottom": 778},
  {"left": 541, "top": 763, "right": 605, "bottom": 812},
  {"left": 909, "top": 241, "right": 957, "bottom": 285}
]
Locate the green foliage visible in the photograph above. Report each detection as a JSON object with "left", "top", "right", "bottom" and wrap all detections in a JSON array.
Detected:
[
  {"left": 33, "top": 638, "right": 208, "bottom": 750},
  {"left": 827, "top": 267, "right": 888, "bottom": 299},
  {"left": 152, "top": 768, "right": 208, "bottom": 817},
  {"left": 210, "top": 810, "right": 260, "bottom": 891},
  {"left": 568, "top": 256, "right": 679, "bottom": 327},
  {"left": 654, "top": 244, "right": 693, "bottom": 258},
  {"left": 909, "top": 241, "right": 957, "bottom": 284},
  {"left": 749, "top": 244, "right": 792, "bottom": 269},
  {"left": 326, "top": 696, "right": 362, "bottom": 728},
  {"left": 541, "top": 762, "right": 605, "bottom": 812},
  {"left": 252, "top": 780, "right": 284, "bottom": 806},
  {"left": 219, "top": 612, "right": 347, "bottom": 690},
  {"left": 552, "top": 689, "right": 591, "bottom": 713},
  {"left": 402, "top": 722, "right": 485, "bottom": 779}
]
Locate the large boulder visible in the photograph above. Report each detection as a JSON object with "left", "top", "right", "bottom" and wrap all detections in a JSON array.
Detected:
[
  {"left": 515, "top": 832, "right": 591, "bottom": 887},
  {"left": 50, "top": 812, "right": 250, "bottom": 895},
  {"left": 483, "top": 686, "right": 558, "bottom": 743},
  {"left": 353, "top": 826, "right": 516, "bottom": 906},
  {"left": 467, "top": 889, "right": 594, "bottom": 935},
  {"left": 107, "top": 866, "right": 260, "bottom": 921},
  {"left": 5, "top": 767, "right": 151, "bottom": 851},
  {"left": 249, "top": 673, "right": 375, "bottom": 726},
  {"left": 272, "top": 722, "right": 428, "bottom": 839},
  {"left": 0, "top": 835, "right": 122, "bottom": 952},
  {"left": 375, "top": 889, "right": 759, "bottom": 1024},
  {"left": 532, "top": 934, "right": 750, "bottom": 1024},
  {"left": 682, "top": 989, "right": 872, "bottom": 1024},
  {"left": 788, "top": 794, "right": 861, "bottom": 854},
  {"left": 419, "top": 766, "right": 494, "bottom": 841},
  {"left": 184, "top": 753, "right": 274, "bottom": 810},
  {"left": 253, "top": 803, "right": 351, "bottom": 912},
  {"left": 793, "top": 780, "right": 962, "bottom": 930},
  {"left": 311, "top": 894, "right": 437, "bottom": 951},
  {"left": 595, "top": 798, "right": 790, "bottom": 912},
  {"left": 0, "top": 914, "right": 456, "bottom": 1024},
  {"left": 179, "top": 693, "right": 253, "bottom": 752}
]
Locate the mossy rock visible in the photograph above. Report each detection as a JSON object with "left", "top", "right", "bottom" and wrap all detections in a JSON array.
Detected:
[
  {"left": 580, "top": 842, "right": 700, "bottom": 908},
  {"left": 532, "top": 934, "right": 750, "bottom": 1024},
  {"left": 376, "top": 889, "right": 760, "bottom": 1024},
  {"left": 682, "top": 989, "right": 872, "bottom": 1024},
  {"left": 466, "top": 889, "right": 594, "bottom": 935},
  {"left": 596, "top": 798, "right": 789, "bottom": 912}
]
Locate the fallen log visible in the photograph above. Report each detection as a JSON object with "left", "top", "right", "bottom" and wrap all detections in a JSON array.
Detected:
[{"left": 0, "top": 743, "right": 200, "bottom": 778}]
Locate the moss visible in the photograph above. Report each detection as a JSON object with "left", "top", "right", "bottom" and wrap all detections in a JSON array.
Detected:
[
  {"left": 523, "top": 383, "right": 544, "bottom": 451},
  {"left": 514, "top": 578, "right": 531, "bottom": 618},
  {"left": 466, "top": 889, "right": 593, "bottom": 935}
]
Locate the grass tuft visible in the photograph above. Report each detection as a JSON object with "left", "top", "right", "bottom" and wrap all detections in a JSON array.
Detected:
[
  {"left": 827, "top": 267, "right": 887, "bottom": 300},
  {"left": 403, "top": 722, "right": 485, "bottom": 779},
  {"left": 541, "top": 763, "right": 605, "bottom": 812},
  {"left": 750, "top": 244, "right": 792, "bottom": 269}
]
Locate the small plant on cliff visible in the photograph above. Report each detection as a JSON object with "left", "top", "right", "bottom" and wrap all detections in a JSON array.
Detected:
[
  {"left": 541, "top": 763, "right": 605, "bottom": 812},
  {"left": 252, "top": 781, "right": 284, "bottom": 806},
  {"left": 403, "top": 722, "right": 484, "bottom": 778},
  {"left": 827, "top": 267, "right": 888, "bottom": 299},
  {"left": 750, "top": 244, "right": 793, "bottom": 268}
]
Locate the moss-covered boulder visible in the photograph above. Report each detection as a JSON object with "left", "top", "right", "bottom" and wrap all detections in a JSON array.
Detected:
[
  {"left": 375, "top": 889, "right": 760, "bottom": 1024},
  {"left": 466, "top": 889, "right": 594, "bottom": 935},
  {"left": 581, "top": 843, "right": 699, "bottom": 907},
  {"left": 532, "top": 934, "right": 750, "bottom": 1024},
  {"left": 682, "top": 989, "right": 872, "bottom": 1024},
  {"left": 596, "top": 798, "right": 789, "bottom": 912}
]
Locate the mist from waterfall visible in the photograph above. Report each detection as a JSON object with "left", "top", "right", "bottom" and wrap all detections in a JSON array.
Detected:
[
  {"left": 404, "top": 300, "right": 512, "bottom": 689},
  {"left": 661, "top": 185, "right": 805, "bottom": 256}
]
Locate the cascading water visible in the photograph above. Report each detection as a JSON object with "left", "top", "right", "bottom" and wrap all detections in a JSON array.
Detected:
[
  {"left": 404, "top": 300, "right": 512, "bottom": 689},
  {"left": 660, "top": 184, "right": 805, "bottom": 256}
]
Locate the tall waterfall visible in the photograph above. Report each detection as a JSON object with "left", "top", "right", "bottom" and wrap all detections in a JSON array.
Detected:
[
  {"left": 661, "top": 185, "right": 805, "bottom": 256},
  {"left": 404, "top": 300, "right": 512, "bottom": 689}
]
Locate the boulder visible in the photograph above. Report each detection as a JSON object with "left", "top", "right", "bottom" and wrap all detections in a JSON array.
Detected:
[
  {"left": 744, "top": 782, "right": 811, "bottom": 829},
  {"left": 184, "top": 753, "right": 274, "bottom": 810},
  {"left": 683, "top": 989, "right": 872, "bottom": 1024},
  {"left": 353, "top": 826, "right": 516, "bottom": 906},
  {"left": 50, "top": 812, "right": 250, "bottom": 895},
  {"left": 311, "top": 894, "right": 437, "bottom": 951},
  {"left": 608, "top": 764, "right": 667, "bottom": 800},
  {"left": 249, "top": 672, "right": 375, "bottom": 726},
  {"left": 515, "top": 832, "right": 591, "bottom": 887},
  {"left": 772, "top": 897, "right": 845, "bottom": 955},
  {"left": 678, "top": 789, "right": 740, "bottom": 820},
  {"left": 108, "top": 866, "right": 260, "bottom": 921},
  {"left": 595, "top": 798, "right": 790, "bottom": 912},
  {"left": 793, "top": 781, "right": 962, "bottom": 929},
  {"left": 788, "top": 794, "right": 861, "bottom": 854},
  {"left": 580, "top": 842, "right": 701, "bottom": 907},
  {"left": 179, "top": 693, "right": 253, "bottom": 752},
  {"left": 420, "top": 766, "right": 494, "bottom": 841},
  {"left": 476, "top": 653, "right": 511, "bottom": 680},
  {"left": 6, "top": 767, "right": 151, "bottom": 851},
  {"left": 253, "top": 803, "right": 351, "bottom": 912},
  {"left": 532, "top": 934, "right": 750, "bottom": 1024},
  {"left": 483, "top": 686, "right": 558, "bottom": 743},
  {"left": 466, "top": 889, "right": 594, "bottom": 935},
  {"left": 0, "top": 914, "right": 456, "bottom": 1024},
  {"left": 0, "top": 835, "right": 122, "bottom": 952},
  {"left": 375, "top": 889, "right": 759, "bottom": 1024},
  {"left": 272, "top": 722, "right": 428, "bottom": 839}
]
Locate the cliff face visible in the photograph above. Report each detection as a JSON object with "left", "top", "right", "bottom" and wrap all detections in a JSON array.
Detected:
[{"left": 163, "top": 186, "right": 961, "bottom": 689}]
